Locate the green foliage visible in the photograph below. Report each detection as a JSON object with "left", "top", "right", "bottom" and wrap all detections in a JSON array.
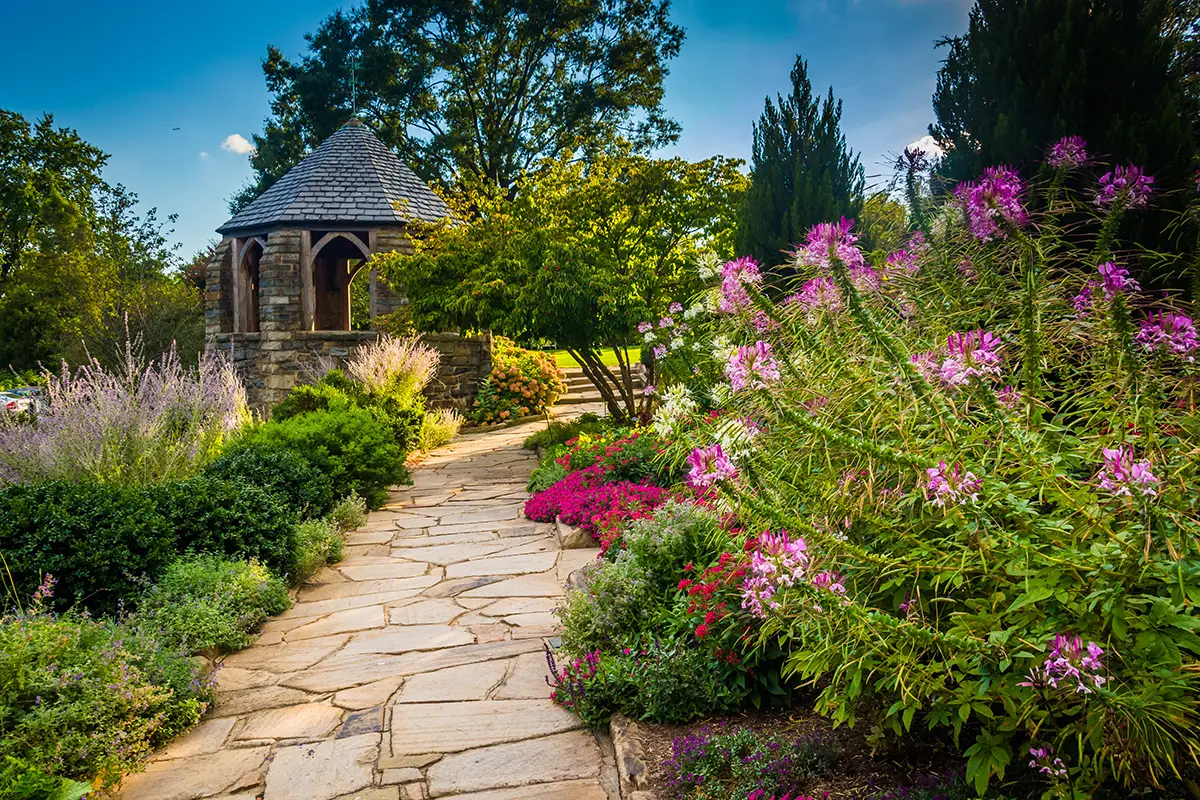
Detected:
[
  {"left": 0, "top": 757, "right": 91, "bottom": 800},
  {"left": 419, "top": 408, "right": 462, "bottom": 451},
  {"left": 135, "top": 555, "right": 291, "bottom": 653},
  {"left": 0, "top": 481, "right": 174, "bottom": 615},
  {"left": 377, "top": 146, "right": 745, "bottom": 420},
  {"left": 522, "top": 412, "right": 604, "bottom": 450},
  {"left": 150, "top": 477, "right": 300, "bottom": 581},
  {"left": 241, "top": 406, "right": 406, "bottom": 509},
  {"left": 858, "top": 191, "right": 911, "bottom": 255},
  {"left": 527, "top": 461, "right": 567, "bottom": 494},
  {"left": 292, "top": 519, "right": 345, "bottom": 585},
  {"left": 271, "top": 379, "right": 355, "bottom": 421},
  {"left": 236, "top": 0, "right": 684, "bottom": 206},
  {"left": 472, "top": 338, "right": 566, "bottom": 424},
  {"left": 0, "top": 604, "right": 210, "bottom": 789},
  {"left": 663, "top": 726, "right": 840, "bottom": 800},
  {"left": 329, "top": 491, "right": 368, "bottom": 533},
  {"left": 735, "top": 56, "right": 865, "bottom": 268},
  {"left": 204, "top": 439, "right": 335, "bottom": 520}
]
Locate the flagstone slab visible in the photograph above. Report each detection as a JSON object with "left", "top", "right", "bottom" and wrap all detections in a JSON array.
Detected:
[
  {"left": 222, "top": 635, "right": 348, "bottom": 673},
  {"left": 460, "top": 572, "right": 566, "bottom": 598},
  {"left": 445, "top": 552, "right": 558, "bottom": 578},
  {"left": 393, "top": 515, "right": 439, "bottom": 529},
  {"left": 396, "top": 541, "right": 513, "bottom": 565},
  {"left": 477, "top": 597, "right": 560, "bottom": 617},
  {"left": 281, "top": 654, "right": 416, "bottom": 694},
  {"left": 236, "top": 702, "right": 343, "bottom": 741},
  {"left": 333, "top": 676, "right": 405, "bottom": 710},
  {"left": 263, "top": 733, "right": 379, "bottom": 800},
  {"left": 387, "top": 598, "right": 465, "bottom": 625},
  {"left": 438, "top": 780, "right": 607, "bottom": 800},
  {"left": 493, "top": 652, "right": 554, "bottom": 700},
  {"left": 152, "top": 718, "right": 237, "bottom": 761},
  {"left": 214, "top": 666, "right": 277, "bottom": 693},
  {"left": 502, "top": 611, "right": 558, "bottom": 627},
  {"left": 391, "top": 531, "right": 499, "bottom": 547},
  {"left": 287, "top": 605, "right": 386, "bottom": 641},
  {"left": 119, "top": 746, "right": 271, "bottom": 800},
  {"left": 345, "top": 528, "right": 396, "bottom": 545},
  {"left": 279, "top": 590, "right": 424, "bottom": 620},
  {"left": 395, "top": 660, "right": 509, "bottom": 703},
  {"left": 436, "top": 506, "right": 522, "bottom": 526},
  {"left": 422, "top": 575, "right": 505, "bottom": 597},
  {"left": 341, "top": 624, "right": 475, "bottom": 656},
  {"left": 390, "top": 700, "right": 581, "bottom": 754},
  {"left": 213, "top": 685, "right": 317, "bottom": 716},
  {"left": 424, "top": 730, "right": 601, "bottom": 796},
  {"left": 301, "top": 574, "right": 441, "bottom": 602},
  {"left": 337, "top": 561, "right": 430, "bottom": 581}
]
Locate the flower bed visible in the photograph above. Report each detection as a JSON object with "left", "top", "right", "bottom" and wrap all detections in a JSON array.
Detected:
[{"left": 470, "top": 336, "right": 567, "bottom": 424}]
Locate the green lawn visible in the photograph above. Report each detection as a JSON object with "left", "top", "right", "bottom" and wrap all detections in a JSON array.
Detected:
[{"left": 545, "top": 348, "right": 637, "bottom": 368}]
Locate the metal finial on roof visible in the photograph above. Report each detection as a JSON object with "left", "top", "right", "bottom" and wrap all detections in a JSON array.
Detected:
[{"left": 351, "top": 55, "right": 359, "bottom": 115}]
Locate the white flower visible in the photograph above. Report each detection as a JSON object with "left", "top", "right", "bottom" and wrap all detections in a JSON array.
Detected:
[
  {"left": 670, "top": 337, "right": 684, "bottom": 351},
  {"left": 643, "top": 332, "right": 656, "bottom": 343},
  {"left": 714, "top": 416, "right": 758, "bottom": 463},
  {"left": 713, "top": 334, "right": 736, "bottom": 363},
  {"left": 697, "top": 252, "right": 722, "bottom": 281},
  {"left": 650, "top": 384, "right": 698, "bottom": 438}
]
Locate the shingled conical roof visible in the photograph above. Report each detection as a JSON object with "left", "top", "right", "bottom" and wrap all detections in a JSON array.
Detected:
[{"left": 217, "top": 118, "right": 450, "bottom": 235}]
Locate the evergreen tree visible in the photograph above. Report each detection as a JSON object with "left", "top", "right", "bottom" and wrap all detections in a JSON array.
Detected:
[
  {"left": 736, "top": 57, "right": 864, "bottom": 267},
  {"left": 930, "top": 0, "right": 1196, "bottom": 187}
]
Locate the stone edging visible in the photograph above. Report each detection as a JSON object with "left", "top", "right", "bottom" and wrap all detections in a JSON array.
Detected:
[
  {"left": 610, "top": 713, "right": 654, "bottom": 799},
  {"left": 556, "top": 516, "right": 594, "bottom": 549}
]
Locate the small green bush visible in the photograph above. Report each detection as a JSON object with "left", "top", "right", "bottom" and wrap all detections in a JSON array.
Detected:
[
  {"left": 0, "top": 603, "right": 211, "bottom": 789},
  {"left": 150, "top": 477, "right": 300, "bottom": 579},
  {"left": 0, "top": 481, "right": 173, "bottom": 615},
  {"left": 522, "top": 412, "right": 602, "bottom": 450},
  {"left": 0, "top": 756, "right": 90, "bottom": 800},
  {"left": 204, "top": 439, "right": 335, "bottom": 519},
  {"left": 527, "top": 460, "right": 567, "bottom": 493},
  {"left": 270, "top": 379, "right": 354, "bottom": 421},
  {"left": 329, "top": 492, "right": 368, "bottom": 533},
  {"left": 135, "top": 555, "right": 291, "bottom": 653},
  {"left": 240, "top": 406, "right": 406, "bottom": 509},
  {"left": 292, "top": 519, "right": 344, "bottom": 584},
  {"left": 419, "top": 408, "right": 463, "bottom": 451}
]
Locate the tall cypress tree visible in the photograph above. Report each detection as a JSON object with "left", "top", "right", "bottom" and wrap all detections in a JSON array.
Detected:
[
  {"left": 930, "top": 0, "right": 1196, "bottom": 186},
  {"left": 736, "top": 57, "right": 865, "bottom": 267}
]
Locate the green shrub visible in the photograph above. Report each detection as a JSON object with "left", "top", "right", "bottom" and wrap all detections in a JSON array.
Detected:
[
  {"left": 527, "top": 460, "right": 567, "bottom": 493},
  {"left": 661, "top": 726, "right": 840, "bottom": 800},
  {"left": 0, "top": 601, "right": 211, "bottom": 789},
  {"left": 0, "top": 756, "right": 90, "bottom": 800},
  {"left": 135, "top": 555, "right": 291, "bottom": 653},
  {"left": 150, "top": 477, "right": 300, "bottom": 579},
  {"left": 240, "top": 406, "right": 406, "bottom": 509},
  {"left": 292, "top": 519, "right": 344, "bottom": 584},
  {"left": 559, "top": 557, "right": 656, "bottom": 655},
  {"left": 472, "top": 337, "right": 566, "bottom": 424},
  {"left": 0, "top": 481, "right": 172, "bottom": 615},
  {"left": 329, "top": 492, "right": 368, "bottom": 533},
  {"left": 522, "top": 412, "right": 603, "bottom": 450},
  {"left": 204, "top": 439, "right": 335, "bottom": 519},
  {"left": 419, "top": 408, "right": 463, "bottom": 451},
  {"left": 270, "top": 380, "right": 355, "bottom": 421},
  {"left": 369, "top": 400, "right": 425, "bottom": 453}
]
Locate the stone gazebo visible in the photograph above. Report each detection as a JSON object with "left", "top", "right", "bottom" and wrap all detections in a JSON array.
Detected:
[{"left": 203, "top": 118, "right": 490, "bottom": 408}]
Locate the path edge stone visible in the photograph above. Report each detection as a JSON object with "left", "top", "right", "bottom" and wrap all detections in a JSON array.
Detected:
[{"left": 610, "top": 713, "right": 652, "bottom": 799}]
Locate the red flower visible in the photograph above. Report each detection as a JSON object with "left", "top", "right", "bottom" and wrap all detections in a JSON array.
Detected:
[{"left": 695, "top": 624, "right": 710, "bottom": 638}]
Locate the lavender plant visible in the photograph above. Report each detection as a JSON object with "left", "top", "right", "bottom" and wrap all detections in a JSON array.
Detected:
[
  {"left": 0, "top": 342, "right": 247, "bottom": 486},
  {"left": 662, "top": 141, "right": 1200, "bottom": 795}
]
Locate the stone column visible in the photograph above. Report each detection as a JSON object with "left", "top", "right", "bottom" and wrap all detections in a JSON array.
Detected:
[{"left": 204, "top": 238, "right": 234, "bottom": 336}]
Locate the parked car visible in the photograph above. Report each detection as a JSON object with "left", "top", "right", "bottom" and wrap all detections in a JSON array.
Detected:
[{"left": 0, "top": 386, "right": 42, "bottom": 414}]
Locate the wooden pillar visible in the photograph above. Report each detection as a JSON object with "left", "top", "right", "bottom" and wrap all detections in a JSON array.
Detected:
[
  {"left": 231, "top": 238, "right": 243, "bottom": 333},
  {"left": 300, "top": 230, "right": 314, "bottom": 331}
]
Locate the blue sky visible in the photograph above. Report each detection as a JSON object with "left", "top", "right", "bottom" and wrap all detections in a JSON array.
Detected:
[{"left": 0, "top": 0, "right": 971, "bottom": 259}]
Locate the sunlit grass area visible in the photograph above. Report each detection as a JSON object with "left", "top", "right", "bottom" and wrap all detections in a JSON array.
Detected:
[{"left": 545, "top": 348, "right": 637, "bottom": 368}]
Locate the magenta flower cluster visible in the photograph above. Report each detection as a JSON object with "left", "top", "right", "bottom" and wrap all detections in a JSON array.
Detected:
[
  {"left": 1020, "top": 633, "right": 1106, "bottom": 694},
  {"left": 1072, "top": 261, "right": 1140, "bottom": 314},
  {"left": 1136, "top": 311, "right": 1199, "bottom": 361},
  {"left": 1096, "top": 165, "right": 1154, "bottom": 208},
  {"left": 1047, "top": 135, "right": 1088, "bottom": 170},
  {"left": 741, "top": 530, "right": 809, "bottom": 618},
  {"left": 794, "top": 217, "right": 866, "bottom": 272},
  {"left": 524, "top": 465, "right": 667, "bottom": 536},
  {"left": 726, "top": 340, "right": 781, "bottom": 392},
  {"left": 955, "top": 166, "right": 1029, "bottom": 241},
  {"left": 911, "top": 329, "right": 1003, "bottom": 389},
  {"left": 687, "top": 443, "right": 738, "bottom": 488},
  {"left": 925, "top": 461, "right": 982, "bottom": 508},
  {"left": 1095, "top": 445, "right": 1159, "bottom": 498},
  {"left": 1028, "top": 745, "right": 1068, "bottom": 779},
  {"left": 719, "top": 256, "right": 764, "bottom": 314},
  {"left": 785, "top": 276, "right": 842, "bottom": 316}
]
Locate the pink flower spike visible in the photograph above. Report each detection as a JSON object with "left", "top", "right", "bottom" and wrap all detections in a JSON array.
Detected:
[
  {"left": 925, "top": 461, "right": 982, "bottom": 508},
  {"left": 726, "top": 341, "right": 781, "bottom": 392},
  {"left": 1096, "top": 445, "right": 1159, "bottom": 497},
  {"left": 792, "top": 217, "right": 865, "bottom": 272},
  {"left": 687, "top": 444, "right": 738, "bottom": 489}
]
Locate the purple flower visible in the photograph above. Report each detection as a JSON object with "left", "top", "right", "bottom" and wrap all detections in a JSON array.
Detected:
[
  {"left": 1137, "top": 311, "right": 1199, "bottom": 361},
  {"left": 718, "top": 256, "right": 763, "bottom": 314},
  {"left": 997, "top": 385, "right": 1022, "bottom": 409},
  {"left": 687, "top": 443, "right": 738, "bottom": 488},
  {"left": 926, "top": 461, "right": 982, "bottom": 508},
  {"left": 884, "top": 248, "right": 921, "bottom": 276},
  {"left": 1096, "top": 165, "right": 1154, "bottom": 208},
  {"left": 909, "top": 351, "right": 941, "bottom": 384},
  {"left": 785, "top": 276, "right": 842, "bottom": 317},
  {"left": 793, "top": 217, "right": 866, "bottom": 272},
  {"left": 849, "top": 265, "right": 882, "bottom": 293},
  {"left": 812, "top": 570, "right": 846, "bottom": 596},
  {"left": 1097, "top": 261, "right": 1139, "bottom": 299},
  {"left": 741, "top": 530, "right": 809, "bottom": 618},
  {"left": 637, "top": 321, "right": 653, "bottom": 334},
  {"left": 1096, "top": 445, "right": 1159, "bottom": 497},
  {"left": 643, "top": 384, "right": 656, "bottom": 396},
  {"left": 1029, "top": 745, "right": 1068, "bottom": 779},
  {"left": 659, "top": 316, "right": 675, "bottom": 329},
  {"left": 726, "top": 341, "right": 781, "bottom": 392},
  {"left": 668, "top": 301, "right": 683, "bottom": 314},
  {"left": 652, "top": 345, "right": 667, "bottom": 359},
  {"left": 955, "top": 166, "right": 1028, "bottom": 241},
  {"left": 1020, "top": 634, "right": 1106, "bottom": 694},
  {"left": 1047, "top": 135, "right": 1088, "bottom": 170},
  {"left": 941, "top": 329, "right": 1003, "bottom": 386}
]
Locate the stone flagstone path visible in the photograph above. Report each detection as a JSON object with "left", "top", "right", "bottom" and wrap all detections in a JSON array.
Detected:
[{"left": 120, "top": 418, "right": 616, "bottom": 800}]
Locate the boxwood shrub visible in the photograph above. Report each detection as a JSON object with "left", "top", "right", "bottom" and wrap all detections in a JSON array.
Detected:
[{"left": 204, "top": 439, "right": 335, "bottom": 519}]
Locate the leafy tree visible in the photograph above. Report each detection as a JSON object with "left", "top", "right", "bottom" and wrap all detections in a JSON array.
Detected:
[
  {"left": 235, "top": 0, "right": 685, "bottom": 209},
  {"left": 930, "top": 0, "right": 1196, "bottom": 187},
  {"left": 856, "top": 191, "right": 909, "bottom": 255},
  {"left": 735, "top": 56, "right": 865, "bottom": 268},
  {"left": 375, "top": 146, "right": 745, "bottom": 420}
]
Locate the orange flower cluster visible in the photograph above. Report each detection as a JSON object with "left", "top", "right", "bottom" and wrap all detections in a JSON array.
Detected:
[{"left": 472, "top": 338, "right": 567, "bottom": 424}]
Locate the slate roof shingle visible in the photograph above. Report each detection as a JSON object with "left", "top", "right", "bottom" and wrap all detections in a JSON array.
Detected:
[{"left": 217, "top": 118, "right": 450, "bottom": 235}]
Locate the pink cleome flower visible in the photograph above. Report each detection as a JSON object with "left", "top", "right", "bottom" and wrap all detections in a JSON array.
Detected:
[
  {"left": 1029, "top": 745, "right": 1068, "bottom": 779},
  {"left": 785, "top": 276, "right": 842, "bottom": 316},
  {"left": 1096, "top": 164, "right": 1154, "bottom": 208},
  {"left": 718, "top": 256, "right": 763, "bottom": 314},
  {"left": 668, "top": 301, "right": 683, "bottom": 313},
  {"left": 1096, "top": 445, "right": 1159, "bottom": 497},
  {"left": 637, "top": 321, "right": 653, "bottom": 334},
  {"left": 1020, "top": 633, "right": 1106, "bottom": 694},
  {"left": 726, "top": 341, "right": 781, "bottom": 392},
  {"left": 955, "top": 166, "right": 1029, "bottom": 241},
  {"left": 925, "top": 461, "right": 982, "bottom": 508},
  {"left": 940, "top": 329, "right": 1003, "bottom": 386},
  {"left": 1047, "top": 135, "right": 1088, "bottom": 170},
  {"left": 1136, "top": 311, "right": 1199, "bottom": 361},
  {"left": 741, "top": 530, "right": 809, "bottom": 618},
  {"left": 793, "top": 217, "right": 866, "bottom": 272},
  {"left": 687, "top": 443, "right": 738, "bottom": 489}
]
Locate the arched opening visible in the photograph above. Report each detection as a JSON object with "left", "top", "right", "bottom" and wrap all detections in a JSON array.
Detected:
[
  {"left": 311, "top": 232, "right": 371, "bottom": 331},
  {"left": 238, "top": 238, "right": 263, "bottom": 333}
]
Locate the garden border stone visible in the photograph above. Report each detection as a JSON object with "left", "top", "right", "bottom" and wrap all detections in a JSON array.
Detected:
[
  {"left": 609, "top": 713, "right": 652, "bottom": 799},
  {"left": 555, "top": 515, "right": 594, "bottom": 549}
]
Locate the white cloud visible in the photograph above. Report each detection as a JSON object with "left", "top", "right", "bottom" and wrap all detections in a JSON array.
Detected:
[
  {"left": 221, "top": 134, "right": 255, "bottom": 155},
  {"left": 199, "top": 150, "right": 209, "bottom": 159},
  {"left": 906, "top": 134, "right": 944, "bottom": 158}
]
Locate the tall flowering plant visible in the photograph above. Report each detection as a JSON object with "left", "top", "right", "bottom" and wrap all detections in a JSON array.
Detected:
[{"left": 662, "top": 148, "right": 1200, "bottom": 795}]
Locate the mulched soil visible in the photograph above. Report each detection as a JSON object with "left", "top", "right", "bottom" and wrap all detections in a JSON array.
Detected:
[{"left": 636, "top": 704, "right": 966, "bottom": 800}]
